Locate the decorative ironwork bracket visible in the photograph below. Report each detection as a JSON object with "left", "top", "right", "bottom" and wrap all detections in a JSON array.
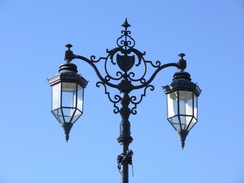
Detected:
[{"left": 64, "top": 19, "right": 186, "bottom": 115}]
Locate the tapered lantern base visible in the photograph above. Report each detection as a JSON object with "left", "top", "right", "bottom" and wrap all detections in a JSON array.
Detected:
[
  {"left": 176, "top": 130, "right": 189, "bottom": 149},
  {"left": 60, "top": 123, "right": 73, "bottom": 142}
]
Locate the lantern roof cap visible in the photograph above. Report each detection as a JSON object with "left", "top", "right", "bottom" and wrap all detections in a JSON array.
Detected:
[
  {"left": 163, "top": 71, "right": 201, "bottom": 96},
  {"left": 59, "top": 63, "right": 78, "bottom": 73},
  {"left": 48, "top": 63, "right": 88, "bottom": 88}
]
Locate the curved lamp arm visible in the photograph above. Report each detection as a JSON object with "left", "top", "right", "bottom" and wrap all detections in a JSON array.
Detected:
[
  {"left": 133, "top": 54, "right": 186, "bottom": 90},
  {"left": 64, "top": 44, "right": 119, "bottom": 89},
  {"left": 132, "top": 62, "right": 178, "bottom": 90}
]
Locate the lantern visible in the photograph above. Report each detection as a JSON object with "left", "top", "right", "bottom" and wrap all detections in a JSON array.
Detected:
[
  {"left": 163, "top": 71, "right": 201, "bottom": 148},
  {"left": 48, "top": 63, "right": 88, "bottom": 141}
]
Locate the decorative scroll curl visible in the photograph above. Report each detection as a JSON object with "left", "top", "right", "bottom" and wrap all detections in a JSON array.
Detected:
[
  {"left": 90, "top": 55, "right": 106, "bottom": 63},
  {"left": 130, "top": 85, "right": 154, "bottom": 115},
  {"left": 116, "top": 30, "right": 135, "bottom": 49},
  {"left": 96, "top": 81, "right": 121, "bottom": 114},
  {"left": 67, "top": 19, "right": 180, "bottom": 115}
]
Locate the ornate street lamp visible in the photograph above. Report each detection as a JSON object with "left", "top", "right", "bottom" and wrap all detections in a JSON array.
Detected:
[
  {"left": 163, "top": 55, "right": 201, "bottom": 148},
  {"left": 48, "top": 62, "right": 88, "bottom": 141},
  {"left": 48, "top": 19, "right": 201, "bottom": 183}
]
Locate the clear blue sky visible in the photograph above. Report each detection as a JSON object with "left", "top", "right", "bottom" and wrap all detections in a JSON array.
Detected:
[{"left": 1, "top": 0, "right": 244, "bottom": 183}]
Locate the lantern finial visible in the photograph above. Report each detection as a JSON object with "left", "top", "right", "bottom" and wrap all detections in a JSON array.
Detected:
[
  {"left": 64, "top": 44, "right": 75, "bottom": 63},
  {"left": 176, "top": 130, "right": 189, "bottom": 149},
  {"left": 60, "top": 123, "right": 73, "bottom": 142},
  {"left": 178, "top": 53, "right": 186, "bottom": 71}
]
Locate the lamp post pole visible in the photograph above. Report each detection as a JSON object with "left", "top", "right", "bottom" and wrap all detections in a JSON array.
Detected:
[
  {"left": 48, "top": 19, "right": 201, "bottom": 183},
  {"left": 118, "top": 92, "right": 133, "bottom": 183}
]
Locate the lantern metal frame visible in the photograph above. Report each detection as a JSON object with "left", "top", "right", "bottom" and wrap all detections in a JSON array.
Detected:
[
  {"left": 48, "top": 19, "right": 201, "bottom": 183},
  {"left": 163, "top": 71, "right": 201, "bottom": 148},
  {"left": 48, "top": 62, "right": 88, "bottom": 141}
]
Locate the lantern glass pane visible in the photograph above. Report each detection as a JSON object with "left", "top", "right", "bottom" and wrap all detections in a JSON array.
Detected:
[
  {"left": 186, "top": 117, "right": 197, "bottom": 131},
  {"left": 62, "top": 108, "right": 76, "bottom": 123},
  {"left": 168, "top": 116, "right": 181, "bottom": 130},
  {"left": 167, "top": 92, "right": 178, "bottom": 118},
  {"left": 167, "top": 90, "right": 199, "bottom": 131},
  {"left": 71, "top": 109, "right": 82, "bottom": 123},
  {"left": 178, "top": 91, "right": 193, "bottom": 115},
  {"left": 52, "top": 108, "right": 64, "bottom": 123},
  {"left": 180, "top": 116, "right": 193, "bottom": 130},
  {"left": 194, "top": 94, "right": 198, "bottom": 119},
  {"left": 186, "top": 94, "right": 198, "bottom": 130},
  {"left": 51, "top": 83, "right": 61, "bottom": 110},
  {"left": 61, "top": 82, "right": 77, "bottom": 108},
  {"left": 77, "top": 84, "right": 84, "bottom": 111}
]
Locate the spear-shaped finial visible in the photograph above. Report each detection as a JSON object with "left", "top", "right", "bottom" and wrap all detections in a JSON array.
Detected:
[{"left": 121, "top": 18, "right": 131, "bottom": 28}]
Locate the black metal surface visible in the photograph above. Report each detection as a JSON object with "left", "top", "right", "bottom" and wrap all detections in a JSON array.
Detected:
[
  {"left": 64, "top": 19, "right": 182, "bottom": 116},
  {"left": 163, "top": 71, "right": 201, "bottom": 96},
  {"left": 60, "top": 123, "right": 73, "bottom": 142},
  {"left": 176, "top": 130, "right": 189, "bottom": 149},
  {"left": 49, "top": 18, "right": 200, "bottom": 183},
  {"left": 48, "top": 63, "right": 88, "bottom": 88}
]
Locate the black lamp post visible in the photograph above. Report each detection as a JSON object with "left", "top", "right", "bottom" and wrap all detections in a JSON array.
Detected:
[{"left": 48, "top": 19, "right": 201, "bottom": 183}]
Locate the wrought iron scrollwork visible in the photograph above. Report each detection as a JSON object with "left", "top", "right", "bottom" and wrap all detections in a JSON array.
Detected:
[
  {"left": 116, "top": 19, "right": 135, "bottom": 49},
  {"left": 59, "top": 19, "right": 192, "bottom": 183},
  {"left": 65, "top": 18, "right": 181, "bottom": 114},
  {"left": 130, "top": 85, "right": 154, "bottom": 115},
  {"left": 96, "top": 81, "right": 121, "bottom": 114}
]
